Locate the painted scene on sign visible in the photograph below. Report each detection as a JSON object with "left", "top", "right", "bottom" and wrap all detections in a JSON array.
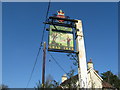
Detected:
[{"left": 48, "top": 26, "right": 74, "bottom": 51}]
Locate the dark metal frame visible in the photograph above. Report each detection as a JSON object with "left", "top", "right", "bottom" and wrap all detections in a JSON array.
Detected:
[
  {"left": 45, "top": 16, "right": 78, "bottom": 53},
  {"left": 44, "top": 16, "right": 78, "bottom": 28}
]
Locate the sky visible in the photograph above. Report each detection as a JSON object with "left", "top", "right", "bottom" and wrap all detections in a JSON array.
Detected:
[{"left": 2, "top": 2, "right": 118, "bottom": 88}]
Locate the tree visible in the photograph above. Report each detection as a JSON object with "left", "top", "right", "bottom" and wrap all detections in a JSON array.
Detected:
[
  {"left": 101, "top": 71, "right": 120, "bottom": 89},
  {"left": 0, "top": 84, "right": 8, "bottom": 90},
  {"left": 35, "top": 74, "right": 60, "bottom": 89}
]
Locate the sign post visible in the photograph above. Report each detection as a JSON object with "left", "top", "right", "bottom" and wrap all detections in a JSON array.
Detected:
[
  {"left": 75, "top": 20, "right": 88, "bottom": 88},
  {"left": 45, "top": 10, "right": 88, "bottom": 88}
]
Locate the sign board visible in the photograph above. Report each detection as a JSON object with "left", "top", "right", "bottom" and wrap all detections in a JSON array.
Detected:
[
  {"left": 48, "top": 25, "right": 74, "bottom": 52},
  {"left": 50, "top": 25, "right": 72, "bottom": 32}
]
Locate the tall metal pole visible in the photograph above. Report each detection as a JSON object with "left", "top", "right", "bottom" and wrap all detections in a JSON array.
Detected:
[
  {"left": 42, "top": 42, "right": 46, "bottom": 88},
  {"left": 75, "top": 20, "right": 88, "bottom": 88}
]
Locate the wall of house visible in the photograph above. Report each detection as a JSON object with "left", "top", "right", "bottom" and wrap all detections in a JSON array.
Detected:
[{"left": 87, "top": 69, "right": 102, "bottom": 89}]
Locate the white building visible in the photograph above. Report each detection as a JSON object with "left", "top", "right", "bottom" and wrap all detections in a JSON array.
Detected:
[{"left": 60, "top": 59, "right": 113, "bottom": 89}]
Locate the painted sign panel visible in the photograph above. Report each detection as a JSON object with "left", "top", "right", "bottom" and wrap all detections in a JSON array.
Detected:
[
  {"left": 50, "top": 25, "right": 72, "bottom": 32},
  {"left": 48, "top": 25, "right": 74, "bottom": 52}
]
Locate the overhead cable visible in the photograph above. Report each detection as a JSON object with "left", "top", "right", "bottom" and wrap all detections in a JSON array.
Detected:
[{"left": 25, "top": 0, "right": 51, "bottom": 89}]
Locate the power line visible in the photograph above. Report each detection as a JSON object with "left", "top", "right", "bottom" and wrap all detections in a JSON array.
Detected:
[
  {"left": 41, "top": 0, "right": 51, "bottom": 45},
  {"left": 48, "top": 51, "right": 78, "bottom": 85},
  {"left": 25, "top": 46, "right": 42, "bottom": 89},
  {"left": 48, "top": 51, "right": 77, "bottom": 76},
  {"left": 48, "top": 51, "right": 68, "bottom": 74},
  {"left": 25, "top": 0, "right": 51, "bottom": 89}
]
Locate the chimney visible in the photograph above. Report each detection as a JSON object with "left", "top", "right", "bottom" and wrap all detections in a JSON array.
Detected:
[
  {"left": 87, "top": 58, "right": 94, "bottom": 69},
  {"left": 62, "top": 74, "right": 67, "bottom": 82}
]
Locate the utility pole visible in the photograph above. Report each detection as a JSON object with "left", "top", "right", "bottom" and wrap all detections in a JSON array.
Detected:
[
  {"left": 75, "top": 20, "right": 88, "bottom": 88},
  {"left": 42, "top": 42, "right": 46, "bottom": 88}
]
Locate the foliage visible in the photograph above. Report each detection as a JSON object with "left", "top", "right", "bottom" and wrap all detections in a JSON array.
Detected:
[
  {"left": 101, "top": 71, "right": 120, "bottom": 89},
  {"left": 0, "top": 84, "right": 8, "bottom": 90},
  {"left": 66, "top": 53, "right": 78, "bottom": 66},
  {"left": 35, "top": 74, "right": 60, "bottom": 89}
]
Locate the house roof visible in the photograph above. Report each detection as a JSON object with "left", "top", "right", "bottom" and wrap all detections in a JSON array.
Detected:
[
  {"left": 60, "top": 74, "right": 78, "bottom": 85},
  {"left": 60, "top": 74, "right": 113, "bottom": 88},
  {"left": 102, "top": 81, "right": 113, "bottom": 88},
  {"left": 87, "top": 68, "right": 103, "bottom": 81}
]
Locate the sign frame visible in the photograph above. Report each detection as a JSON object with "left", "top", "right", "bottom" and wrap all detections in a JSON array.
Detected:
[{"left": 48, "top": 25, "right": 75, "bottom": 53}]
